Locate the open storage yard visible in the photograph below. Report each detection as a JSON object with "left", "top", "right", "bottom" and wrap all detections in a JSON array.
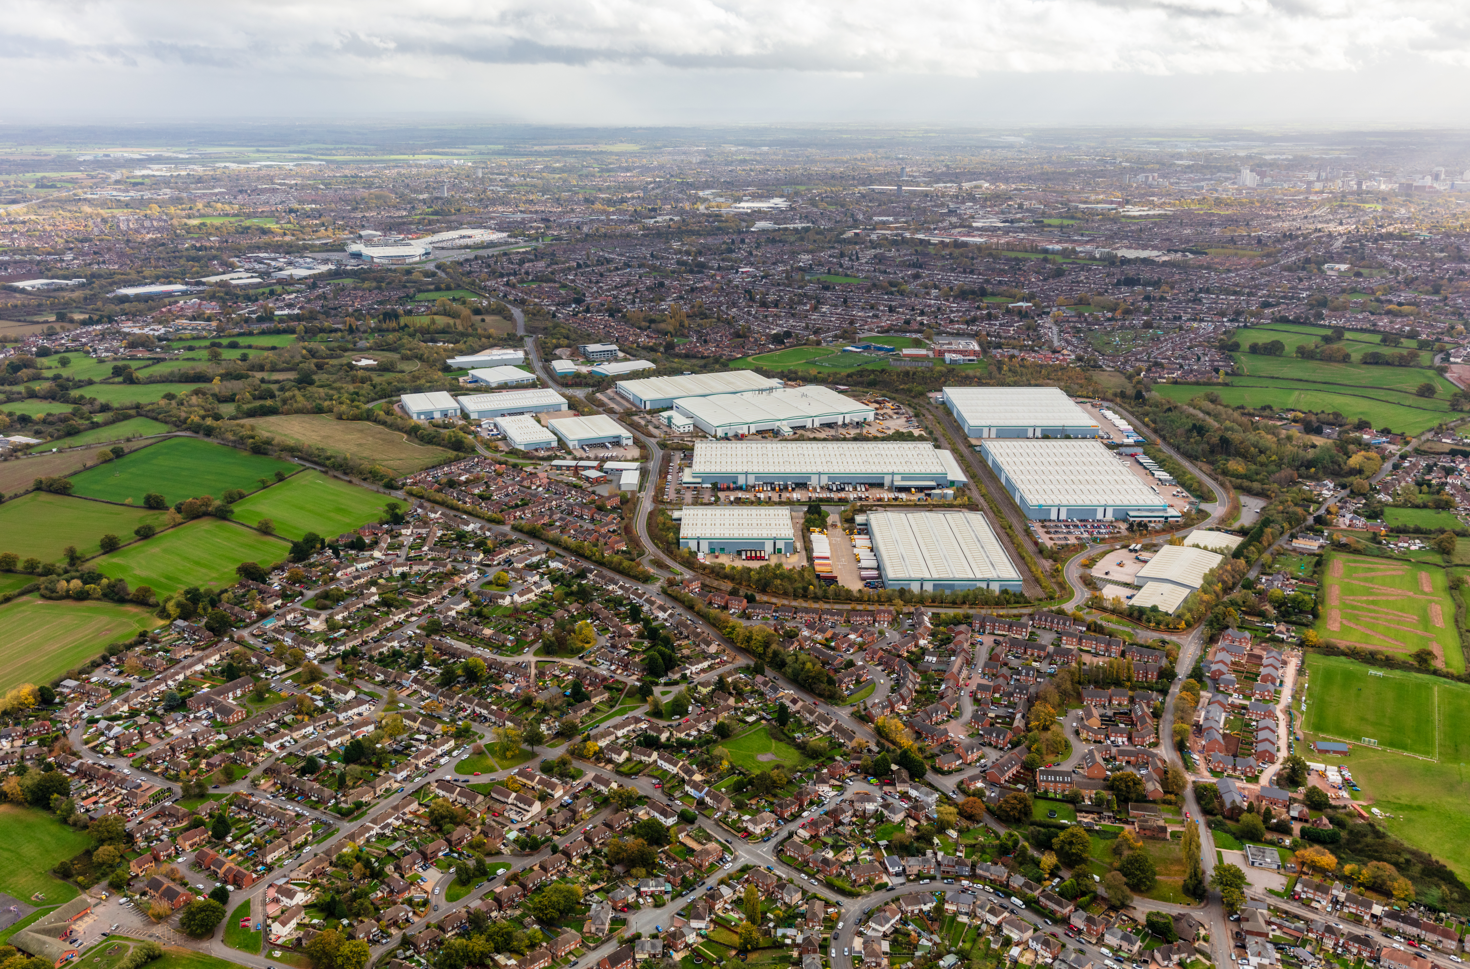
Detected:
[
  {"left": 0, "top": 596, "right": 159, "bottom": 694},
  {"left": 69, "top": 437, "right": 298, "bottom": 506},
  {"left": 1315, "top": 552, "right": 1464, "bottom": 671}
]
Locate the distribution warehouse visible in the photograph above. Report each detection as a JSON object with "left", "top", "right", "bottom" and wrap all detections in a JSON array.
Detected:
[
  {"left": 495, "top": 414, "right": 558, "bottom": 451},
  {"left": 866, "top": 510, "right": 1023, "bottom": 592},
  {"left": 685, "top": 441, "right": 967, "bottom": 490},
  {"left": 463, "top": 365, "right": 537, "bottom": 388},
  {"left": 981, "top": 439, "right": 1177, "bottom": 520},
  {"left": 549, "top": 414, "right": 634, "bottom": 449},
  {"left": 400, "top": 391, "right": 460, "bottom": 421},
  {"left": 675, "top": 506, "right": 796, "bottom": 557},
  {"left": 457, "top": 387, "right": 568, "bottom": 420},
  {"left": 447, "top": 348, "right": 525, "bottom": 368},
  {"left": 1130, "top": 544, "right": 1224, "bottom": 613},
  {"left": 673, "top": 386, "right": 874, "bottom": 437},
  {"left": 943, "top": 386, "right": 1100, "bottom": 438},
  {"left": 616, "top": 370, "right": 781, "bottom": 409}
]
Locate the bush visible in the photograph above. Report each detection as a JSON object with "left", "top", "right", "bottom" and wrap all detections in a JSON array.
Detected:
[{"left": 1301, "top": 826, "right": 1342, "bottom": 845}]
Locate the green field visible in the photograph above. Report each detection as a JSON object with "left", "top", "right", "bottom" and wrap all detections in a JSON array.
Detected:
[
  {"left": 31, "top": 356, "right": 120, "bottom": 382},
  {"left": 73, "top": 383, "right": 232, "bottom": 407},
  {"left": 151, "top": 948, "right": 253, "bottom": 969},
  {"left": 240, "top": 414, "right": 455, "bottom": 476},
  {"left": 0, "top": 573, "right": 33, "bottom": 597},
  {"left": 0, "top": 805, "right": 92, "bottom": 903},
  {"left": 1, "top": 399, "right": 79, "bottom": 417},
  {"left": 1317, "top": 553, "right": 1464, "bottom": 671},
  {"left": 229, "top": 472, "right": 391, "bottom": 540},
  {"left": 1236, "top": 350, "right": 1460, "bottom": 400},
  {"left": 1152, "top": 382, "right": 1449, "bottom": 436},
  {"left": 28, "top": 417, "right": 173, "bottom": 453},
  {"left": 223, "top": 901, "right": 260, "bottom": 953},
  {"left": 1384, "top": 507, "right": 1464, "bottom": 530},
  {"left": 0, "top": 493, "right": 169, "bottom": 561},
  {"left": 1303, "top": 653, "right": 1470, "bottom": 878},
  {"left": 805, "top": 274, "right": 864, "bottom": 284},
  {"left": 723, "top": 724, "right": 810, "bottom": 772},
  {"left": 95, "top": 518, "right": 290, "bottom": 592},
  {"left": 0, "top": 596, "right": 159, "bottom": 692},
  {"left": 735, "top": 347, "right": 840, "bottom": 368},
  {"left": 414, "top": 289, "right": 481, "bottom": 300},
  {"left": 70, "top": 437, "right": 298, "bottom": 505}
]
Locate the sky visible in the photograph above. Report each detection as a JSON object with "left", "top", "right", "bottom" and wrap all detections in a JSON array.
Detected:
[{"left": 6, "top": 0, "right": 1470, "bottom": 126}]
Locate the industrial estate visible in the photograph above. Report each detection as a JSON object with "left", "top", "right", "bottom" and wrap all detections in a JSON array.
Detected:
[{"left": 1, "top": 125, "right": 1470, "bottom": 969}]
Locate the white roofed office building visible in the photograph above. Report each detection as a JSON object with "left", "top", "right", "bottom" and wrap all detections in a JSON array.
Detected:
[
  {"left": 496, "top": 414, "right": 558, "bottom": 451},
  {"left": 579, "top": 343, "right": 620, "bottom": 361},
  {"left": 867, "top": 510, "right": 1023, "bottom": 592},
  {"left": 401, "top": 391, "right": 461, "bottom": 421},
  {"left": 549, "top": 414, "right": 634, "bottom": 449},
  {"left": 448, "top": 348, "right": 525, "bottom": 368},
  {"left": 673, "top": 386, "right": 874, "bottom": 437},
  {"left": 463, "top": 366, "right": 537, "bottom": 388},
  {"left": 943, "top": 386, "right": 1100, "bottom": 438},
  {"left": 617, "top": 370, "right": 781, "bottom": 410},
  {"left": 676, "top": 506, "right": 796, "bottom": 557},
  {"left": 981, "top": 439, "right": 1176, "bottom": 521},
  {"left": 457, "top": 388, "right": 568, "bottom": 421},
  {"left": 686, "top": 441, "right": 966, "bottom": 490}
]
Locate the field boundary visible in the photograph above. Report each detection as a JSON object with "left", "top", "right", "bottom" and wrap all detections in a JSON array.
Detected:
[{"left": 1304, "top": 663, "right": 1445, "bottom": 763}]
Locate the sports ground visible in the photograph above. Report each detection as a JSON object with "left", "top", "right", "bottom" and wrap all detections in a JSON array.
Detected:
[
  {"left": 94, "top": 518, "right": 290, "bottom": 592},
  {"left": 69, "top": 437, "right": 298, "bottom": 505},
  {"left": 0, "top": 493, "right": 168, "bottom": 560},
  {"left": 229, "top": 471, "right": 391, "bottom": 540},
  {"left": 1315, "top": 552, "right": 1463, "bottom": 671},
  {"left": 1304, "top": 653, "right": 1470, "bottom": 878},
  {"left": 0, "top": 596, "right": 159, "bottom": 693}
]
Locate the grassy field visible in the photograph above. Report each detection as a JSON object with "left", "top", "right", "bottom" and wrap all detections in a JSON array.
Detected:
[
  {"left": 1302, "top": 653, "right": 1470, "bottom": 878},
  {"left": 723, "top": 724, "right": 810, "bottom": 772},
  {"left": 74, "top": 383, "right": 229, "bottom": 407},
  {"left": 152, "top": 948, "right": 253, "bottom": 969},
  {"left": 805, "top": 274, "right": 863, "bottom": 284},
  {"left": 28, "top": 417, "right": 173, "bottom": 453},
  {"left": 1384, "top": 507, "right": 1464, "bottom": 530},
  {"left": 0, "top": 573, "right": 33, "bottom": 597},
  {"left": 1153, "top": 381, "right": 1450, "bottom": 436},
  {"left": 734, "top": 347, "right": 839, "bottom": 368},
  {"left": 230, "top": 472, "right": 391, "bottom": 540},
  {"left": 0, "top": 805, "right": 93, "bottom": 903},
  {"left": 224, "top": 901, "right": 260, "bottom": 953},
  {"left": 70, "top": 437, "right": 298, "bottom": 505},
  {"left": 0, "top": 493, "right": 169, "bottom": 560},
  {"left": 0, "top": 596, "right": 159, "bottom": 692},
  {"left": 239, "top": 414, "right": 455, "bottom": 476},
  {"left": 31, "top": 356, "right": 120, "bottom": 382},
  {"left": 0, "top": 443, "right": 154, "bottom": 498},
  {"left": 95, "top": 518, "right": 290, "bottom": 592},
  {"left": 414, "top": 289, "right": 480, "bottom": 300},
  {"left": 1, "top": 399, "right": 79, "bottom": 417},
  {"left": 1236, "top": 350, "right": 1461, "bottom": 400},
  {"left": 1315, "top": 552, "right": 1464, "bottom": 671}
]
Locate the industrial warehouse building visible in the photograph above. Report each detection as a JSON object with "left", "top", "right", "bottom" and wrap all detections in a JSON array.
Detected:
[
  {"left": 867, "top": 510, "right": 1022, "bottom": 592},
  {"left": 1129, "top": 544, "right": 1224, "bottom": 613},
  {"left": 549, "top": 414, "right": 634, "bottom": 449},
  {"left": 981, "top": 439, "right": 1176, "bottom": 520},
  {"left": 590, "top": 359, "right": 656, "bottom": 377},
  {"left": 685, "top": 441, "right": 967, "bottom": 490},
  {"left": 675, "top": 506, "right": 796, "bottom": 557},
  {"left": 400, "top": 391, "right": 461, "bottom": 421},
  {"left": 616, "top": 370, "right": 781, "bottom": 410},
  {"left": 447, "top": 348, "right": 525, "bottom": 368},
  {"left": 463, "top": 365, "right": 537, "bottom": 388},
  {"left": 495, "top": 414, "right": 558, "bottom": 451},
  {"left": 673, "top": 386, "right": 874, "bottom": 437},
  {"left": 943, "top": 386, "right": 1100, "bottom": 438},
  {"left": 457, "top": 387, "right": 568, "bottom": 421}
]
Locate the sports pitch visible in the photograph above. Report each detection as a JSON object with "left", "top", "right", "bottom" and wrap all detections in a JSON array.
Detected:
[
  {"left": 229, "top": 471, "right": 391, "bottom": 540},
  {"left": 95, "top": 518, "right": 290, "bottom": 592},
  {"left": 0, "top": 596, "right": 159, "bottom": 693},
  {"left": 1316, "top": 552, "right": 1463, "bottom": 671},
  {"left": 69, "top": 437, "right": 298, "bottom": 505},
  {"left": 0, "top": 493, "right": 169, "bottom": 561}
]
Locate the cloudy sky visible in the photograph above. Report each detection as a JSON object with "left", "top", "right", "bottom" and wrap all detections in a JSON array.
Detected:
[{"left": 6, "top": 0, "right": 1470, "bottom": 125}]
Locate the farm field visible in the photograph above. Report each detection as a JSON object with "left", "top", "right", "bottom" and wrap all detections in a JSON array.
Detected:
[
  {"left": 1315, "top": 552, "right": 1464, "bottom": 671},
  {"left": 1236, "top": 350, "right": 1461, "bottom": 400},
  {"left": 0, "top": 596, "right": 159, "bottom": 693},
  {"left": 1302, "top": 653, "right": 1470, "bottom": 879},
  {"left": 28, "top": 417, "right": 173, "bottom": 453},
  {"left": 72, "top": 383, "right": 226, "bottom": 407},
  {"left": 230, "top": 471, "right": 391, "bottom": 540},
  {"left": 722, "top": 724, "right": 810, "bottom": 772},
  {"left": 1152, "top": 382, "right": 1447, "bottom": 436},
  {"left": 0, "top": 399, "right": 78, "bottom": 417},
  {"left": 0, "top": 573, "right": 33, "bottom": 597},
  {"left": 30, "top": 356, "right": 119, "bottom": 382},
  {"left": 240, "top": 414, "right": 455, "bottom": 475},
  {"left": 1384, "top": 507, "right": 1464, "bottom": 530},
  {"left": 69, "top": 437, "right": 298, "bottom": 505},
  {"left": 0, "top": 443, "right": 153, "bottom": 498},
  {"left": 94, "top": 518, "right": 290, "bottom": 592},
  {"left": 0, "top": 806, "right": 92, "bottom": 903},
  {"left": 0, "top": 493, "right": 169, "bottom": 560},
  {"left": 413, "top": 288, "right": 480, "bottom": 300}
]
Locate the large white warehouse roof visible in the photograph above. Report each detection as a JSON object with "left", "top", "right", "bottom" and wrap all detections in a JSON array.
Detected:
[
  {"left": 458, "top": 388, "right": 566, "bottom": 412},
  {"left": 466, "top": 365, "right": 536, "bottom": 387},
  {"left": 1135, "top": 544, "right": 1224, "bottom": 590},
  {"left": 673, "top": 386, "right": 872, "bottom": 429},
  {"left": 868, "top": 510, "right": 1021, "bottom": 585},
  {"left": 496, "top": 414, "right": 557, "bottom": 450},
  {"left": 691, "top": 440, "right": 950, "bottom": 476},
  {"left": 617, "top": 370, "right": 779, "bottom": 403},
  {"left": 981, "top": 439, "right": 1165, "bottom": 508},
  {"left": 944, "top": 386, "right": 1099, "bottom": 431},
  {"left": 549, "top": 414, "right": 632, "bottom": 445},
  {"left": 676, "top": 506, "right": 796, "bottom": 540}
]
